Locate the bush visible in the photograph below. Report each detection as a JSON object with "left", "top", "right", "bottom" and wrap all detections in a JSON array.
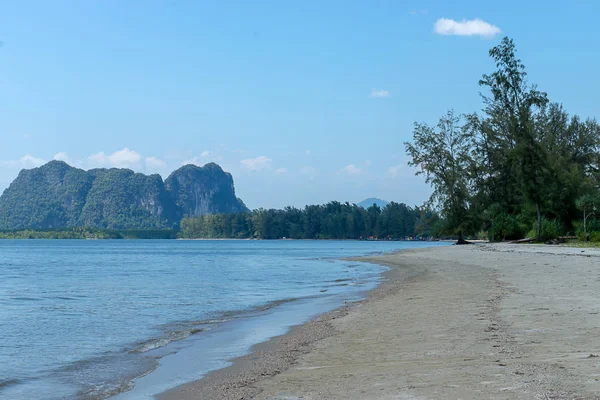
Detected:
[
  {"left": 573, "top": 219, "right": 600, "bottom": 242},
  {"left": 476, "top": 230, "right": 489, "bottom": 240},
  {"left": 491, "top": 212, "right": 529, "bottom": 241},
  {"left": 528, "top": 218, "right": 562, "bottom": 242}
]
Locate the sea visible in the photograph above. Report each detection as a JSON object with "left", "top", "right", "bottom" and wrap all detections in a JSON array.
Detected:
[{"left": 0, "top": 239, "right": 450, "bottom": 399}]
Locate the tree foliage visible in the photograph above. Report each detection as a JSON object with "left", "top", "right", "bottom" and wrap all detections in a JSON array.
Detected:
[
  {"left": 406, "top": 37, "right": 600, "bottom": 242},
  {"left": 405, "top": 110, "right": 474, "bottom": 241},
  {"left": 180, "top": 201, "right": 436, "bottom": 240}
]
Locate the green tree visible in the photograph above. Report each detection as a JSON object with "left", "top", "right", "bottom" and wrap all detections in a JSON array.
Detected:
[
  {"left": 478, "top": 37, "right": 549, "bottom": 241},
  {"left": 405, "top": 110, "right": 474, "bottom": 243}
]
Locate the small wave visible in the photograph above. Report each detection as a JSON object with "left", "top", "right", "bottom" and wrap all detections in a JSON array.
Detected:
[
  {"left": 307, "top": 257, "right": 336, "bottom": 263},
  {"left": 10, "top": 297, "right": 42, "bottom": 301},
  {"left": 330, "top": 278, "right": 355, "bottom": 283},
  {"left": 200, "top": 318, "right": 230, "bottom": 324},
  {"left": 257, "top": 297, "right": 298, "bottom": 311},
  {"left": 0, "top": 378, "right": 22, "bottom": 390},
  {"left": 131, "top": 328, "right": 205, "bottom": 353}
]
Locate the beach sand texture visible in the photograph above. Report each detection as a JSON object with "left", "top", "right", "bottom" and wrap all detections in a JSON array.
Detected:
[{"left": 162, "top": 244, "right": 600, "bottom": 400}]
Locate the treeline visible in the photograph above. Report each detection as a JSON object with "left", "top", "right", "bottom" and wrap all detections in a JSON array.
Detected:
[
  {"left": 0, "top": 202, "right": 444, "bottom": 240},
  {"left": 180, "top": 202, "right": 443, "bottom": 239},
  {"left": 0, "top": 228, "right": 177, "bottom": 239},
  {"left": 405, "top": 37, "right": 600, "bottom": 242}
]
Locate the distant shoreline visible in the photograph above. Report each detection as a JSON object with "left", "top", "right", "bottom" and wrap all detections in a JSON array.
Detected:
[{"left": 0, "top": 229, "right": 449, "bottom": 242}]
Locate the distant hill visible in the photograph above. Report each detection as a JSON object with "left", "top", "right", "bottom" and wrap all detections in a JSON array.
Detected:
[
  {"left": 0, "top": 161, "right": 247, "bottom": 230},
  {"left": 357, "top": 198, "right": 389, "bottom": 209}
]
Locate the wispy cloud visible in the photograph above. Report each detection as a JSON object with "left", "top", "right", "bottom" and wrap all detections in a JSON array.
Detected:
[
  {"left": 240, "top": 156, "right": 272, "bottom": 171},
  {"left": 274, "top": 167, "right": 288, "bottom": 174},
  {"left": 181, "top": 150, "right": 222, "bottom": 166},
  {"left": 388, "top": 162, "right": 416, "bottom": 178},
  {"left": 409, "top": 9, "right": 429, "bottom": 16},
  {"left": 88, "top": 148, "right": 142, "bottom": 168},
  {"left": 1, "top": 154, "right": 46, "bottom": 169},
  {"left": 88, "top": 152, "right": 107, "bottom": 166},
  {"left": 53, "top": 152, "right": 69, "bottom": 162},
  {"left": 2, "top": 150, "right": 172, "bottom": 176},
  {"left": 109, "top": 148, "right": 141, "bottom": 166},
  {"left": 21, "top": 155, "right": 45, "bottom": 166},
  {"left": 145, "top": 156, "right": 166, "bottom": 169},
  {"left": 15, "top": 155, "right": 44, "bottom": 167},
  {"left": 370, "top": 89, "right": 390, "bottom": 98},
  {"left": 181, "top": 157, "right": 201, "bottom": 166},
  {"left": 305, "top": 150, "right": 311, "bottom": 157},
  {"left": 340, "top": 164, "right": 362, "bottom": 175},
  {"left": 434, "top": 18, "right": 501, "bottom": 38}
]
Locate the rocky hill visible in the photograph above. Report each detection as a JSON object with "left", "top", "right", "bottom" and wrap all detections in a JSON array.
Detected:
[
  {"left": 165, "top": 163, "right": 247, "bottom": 216},
  {"left": 0, "top": 161, "right": 247, "bottom": 229}
]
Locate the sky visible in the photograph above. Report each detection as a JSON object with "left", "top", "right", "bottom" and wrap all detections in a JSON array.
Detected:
[{"left": 1, "top": 1, "right": 600, "bottom": 210}]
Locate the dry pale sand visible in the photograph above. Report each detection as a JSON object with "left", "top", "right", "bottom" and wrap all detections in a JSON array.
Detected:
[{"left": 163, "top": 244, "right": 600, "bottom": 400}]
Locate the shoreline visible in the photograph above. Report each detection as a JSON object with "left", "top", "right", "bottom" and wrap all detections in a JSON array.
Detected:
[
  {"left": 107, "top": 244, "right": 414, "bottom": 400},
  {"left": 162, "top": 244, "right": 600, "bottom": 399},
  {"left": 158, "top": 249, "right": 423, "bottom": 400}
]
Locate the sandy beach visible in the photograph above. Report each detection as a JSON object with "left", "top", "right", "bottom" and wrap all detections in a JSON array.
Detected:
[{"left": 161, "top": 244, "right": 600, "bottom": 399}]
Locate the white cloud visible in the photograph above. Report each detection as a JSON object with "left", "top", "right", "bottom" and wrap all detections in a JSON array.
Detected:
[
  {"left": 88, "top": 148, "right": 142, "bottom": 168},
  {"left": 145, "top": 156, "right": 166, "bottom": 169},
  {"left": 274, "top": 167, "right": 288, "bottom": 174},
  {"left": 364, "top": 160, "right": 372, "bottom": 167},
  {"left": 53, "top": 152, "right": 69, "bottom": 162},
  {"left": 20, "top": 155, "right": 45, "bottom": 167},
  {"left": 305, "top": 150, "right": 311, "bottom": 157},
  {"left": 108, "top": 148, "right": 141, "bottom": 167},
  {"left": 434, "top": 18, "right": 501, "bottom": 38},
  {"left": 240, "top": 156, "right": 272, "bottom": 171},
  {"left": 181, "top": 157, "right": 201, "bottom": 166},
  {"left": 340, "top": 164, "right": 362, "bottom": 175},
  {"left": 2, "top": 155, "right": 46, "bottom": 168},
  {"left": 370, "top": 89, "right": 390, "bottom": 98},
  {"left": 181, "top": 151, "right": 222, "bottom": 166},
  {"left": 88, "top": 152, "right": 108, "bottom": 166},
  {"left": 388, "top": 163, "right": 417, "bottom": 178}
]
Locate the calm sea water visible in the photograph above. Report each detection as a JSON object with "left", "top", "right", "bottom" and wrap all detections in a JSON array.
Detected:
[{"left": 0, "top": 240, "right": 449, "bottom": 399}]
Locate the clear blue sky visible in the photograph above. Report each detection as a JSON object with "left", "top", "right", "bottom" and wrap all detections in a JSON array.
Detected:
[{"left": 1, "top": 1, "right": 599, "bottom": 209}]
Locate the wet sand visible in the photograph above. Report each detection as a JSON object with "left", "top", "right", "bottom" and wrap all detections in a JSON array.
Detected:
[{"left": 161, "top": 244, "right": 600, "bottom": 399}]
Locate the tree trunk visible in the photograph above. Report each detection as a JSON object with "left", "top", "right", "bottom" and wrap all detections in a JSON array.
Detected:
[
  {"left": 536, "top": 202, "right": 542, "bottom": 242},
  {"left": 455, "top": 230, "right": 471, "bottom": 245}
]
